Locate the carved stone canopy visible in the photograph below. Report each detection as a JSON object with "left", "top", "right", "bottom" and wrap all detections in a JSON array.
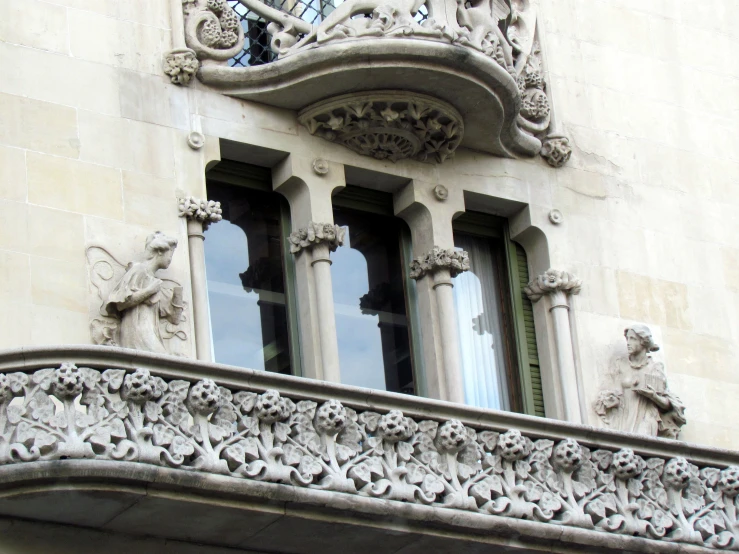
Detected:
[
  {"left": 298, "top": 92, "right": 463, "bottom": 163},
  {"left": 182, "top": 0, "right": 571, "bottom": 165}
]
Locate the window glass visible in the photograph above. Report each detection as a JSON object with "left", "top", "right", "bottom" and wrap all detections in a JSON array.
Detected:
[
  {"left": 204, "top": 182, "right": 293, "bottom": 374},
  {"left": 453, "top": 233, "right": 511, "bottom": 410},
  {"left": 331, "top": 205, "right": 414, "bottom": 393}
]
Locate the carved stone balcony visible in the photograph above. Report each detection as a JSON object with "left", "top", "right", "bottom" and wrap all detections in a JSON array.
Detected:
[
  {"left": 178, "top": 0, "right": 571, "bottom": 165},
  {"left": 0, "top": 346, "right": 737, "bottom": 553}
]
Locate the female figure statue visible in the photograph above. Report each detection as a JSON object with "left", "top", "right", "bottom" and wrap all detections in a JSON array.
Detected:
[
  {"left": 104, "top": 232, "right": 184, "bottom": 354},
  {"left": 594, "top": 324, "right": 686, "bottom": 439}
]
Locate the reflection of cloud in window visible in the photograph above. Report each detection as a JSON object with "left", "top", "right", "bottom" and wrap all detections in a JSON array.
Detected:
[
  {"left": 205, "top": 221, "right": 264, "bottom": 369},
  {"left": 331, "top": 227, "right": 386, "bottom": 390}
]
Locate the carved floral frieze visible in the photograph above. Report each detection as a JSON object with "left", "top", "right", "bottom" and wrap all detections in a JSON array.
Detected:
[
  {"left": 0, "top": 362, "right": 736, "bottom": 550},
  {"left": 178, "top": 196, "right": 223, "bottom": 230}
]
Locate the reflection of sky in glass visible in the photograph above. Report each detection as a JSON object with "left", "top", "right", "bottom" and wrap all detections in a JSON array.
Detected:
[
  {"left": 204, "top": 221, "right": 267, "bottom": 370},
  {"left": 331, "top": 227, "right": 387, "bottom": 391}
]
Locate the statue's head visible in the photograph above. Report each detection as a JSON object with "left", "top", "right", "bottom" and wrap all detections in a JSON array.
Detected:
[
  {"left": 145, "top": 231, "right": 178, "bottom": 270},
  {"left": 624, "top": 324, "right": 659, "bottom": 355}
]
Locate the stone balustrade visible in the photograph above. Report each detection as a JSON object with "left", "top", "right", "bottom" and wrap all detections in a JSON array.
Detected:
[{"left": 0, "top": 346, "right": 736, "bottom": 552}]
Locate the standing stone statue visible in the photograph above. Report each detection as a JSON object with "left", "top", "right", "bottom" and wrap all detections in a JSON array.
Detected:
[
  {"left": 594, "top": 324, "right": 686, "bottom": 439},
  {"left": 87, "top": 232, "right": 187, "bottom": 355}
]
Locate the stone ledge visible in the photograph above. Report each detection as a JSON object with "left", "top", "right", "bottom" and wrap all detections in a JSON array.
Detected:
[{"left": 0, "top": 346, "right": 737, "bottom": 552}]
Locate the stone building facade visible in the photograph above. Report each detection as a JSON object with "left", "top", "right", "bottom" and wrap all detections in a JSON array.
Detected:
[{"left": 0, "top": 0, "right": 738, "bottom": 552}]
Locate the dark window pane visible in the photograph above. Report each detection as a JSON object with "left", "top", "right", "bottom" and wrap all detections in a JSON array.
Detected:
[
  {"left": 331, "top": 207, "right": 414, "bottom": 394},
  {"left": 204, "top": 183, "right": 292, "bottom": 374}
]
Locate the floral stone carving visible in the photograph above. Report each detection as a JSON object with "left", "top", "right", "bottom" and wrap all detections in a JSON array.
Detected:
[
  {"left": 183, "top": 0, "right": 245, "bottom": 62},
  {"left": 409, "top": 247, "right": 470, "bottom": 279},
  {"left": 288, "top": 222, "right": 346, "bottom": 254},
  {"left": 523, "top": 269, "right": 582, "bottom": 302},
  {"left": 540, "top": 135, "right": 573, "bottom": 168},
  {"left": 178, "top": 196, "right": 223, "bottom": 230},
  {"left": 163, "top": 48, "right": 200, "bottom": 85},
  {"left": 298, "top": 92, "right": 464, "bottom": 163},
  {"left": 595, "top": 324, "right": 686, "bottom": 440},
  {"left": 0, "top": 362, "right": 736, "bottom": 550},
  {"left": 86, "top": 232, "right": 188, "bottom": 355}
]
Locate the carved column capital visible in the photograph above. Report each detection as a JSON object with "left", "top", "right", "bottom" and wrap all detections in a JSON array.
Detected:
[
  {"left": 540, "top": 135, "right": 573, "bottom": 168},
  {"left": 177, "top": 196, "right": 223, "bottom": 230},
  {"left": 524, "top": 269, "right": 582, "bottom": 303},
  {"left": 409, "top": 247, "right": 470, "bottom": 281},
  {"left": 163, "top": 48, "right": 199, "bottom": 85},
  {"left": 288, "top": 222, "right": 345, "bottom": 255}
]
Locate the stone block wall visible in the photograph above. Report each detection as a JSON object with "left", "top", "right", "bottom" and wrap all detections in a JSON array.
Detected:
[{"left": 0, "top": 0, "right": 737, "bottom": 448}]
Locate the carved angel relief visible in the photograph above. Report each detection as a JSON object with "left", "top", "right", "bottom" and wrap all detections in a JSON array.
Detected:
[{"left": 86, "top": 232, "right": 190, "bottom": 356}]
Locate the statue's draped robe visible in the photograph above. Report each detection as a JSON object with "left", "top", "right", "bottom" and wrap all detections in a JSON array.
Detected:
[
  {"left": 105, "top": 263, "right": 182, "bottom": 353},
  {"left": 602, "top": 356, "right": 686, "bottom": 438}
]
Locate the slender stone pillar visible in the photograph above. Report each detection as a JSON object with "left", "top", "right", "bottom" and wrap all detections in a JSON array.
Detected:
[
  {"left": 524, "top": 270, "right": 582, "bottom": 423},
  {"left": 178, "top": 196, "right": 223, "bottom": 361},
  {"left": 288, "top": 222, "right": 345, "bottom": 383},
  {"left": 409, "top": 247, "right": 470, "bottom": 404}
]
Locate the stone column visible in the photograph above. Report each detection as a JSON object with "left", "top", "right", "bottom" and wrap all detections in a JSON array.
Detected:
[
  {"left": 178, "top": 196, "right": 223, "bottom": 361},
  {"left": 524, "top": 270, "right": 582, "bottom": 423},
  {"left": 288, "top": 223, "right": 345, "bottom": 383},
  {"left": 272, "top": 155, "right": 346, "bottom": 382},
  {"left": 395, "top": 181, "right": 466, "bottom": 403},
  {"left": 410, "top": 248, "right": 470, "bottom": 404}
]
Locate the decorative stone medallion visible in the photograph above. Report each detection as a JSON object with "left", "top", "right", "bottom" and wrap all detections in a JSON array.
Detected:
[{"left": 298, "top": 91, "right": 464, "bottom": 163}]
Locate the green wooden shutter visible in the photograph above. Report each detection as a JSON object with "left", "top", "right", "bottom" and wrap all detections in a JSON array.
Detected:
[{"left": 515, "top": 244, "right": 545, "bottom": 417}]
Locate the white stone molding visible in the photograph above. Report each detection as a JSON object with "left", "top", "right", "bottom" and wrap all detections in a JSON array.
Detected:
[
  {"left": 0, "top": 347, "right": 736, "bottom": 552},
  {"left": 298, "top": 92, "right": 464, "bottom": 163},
  {"left": 86, "top": 234, "right": 188, "bottom": 356},
  {"left": 595, "top": 324, "right": 687, "bottom": 440},
  {"left": 178, "top": 197, "right": 222, "bottom": 361},
  {"left": 179, "top": 0, "right": 570, "bottom": 166},
  {"left": 288, "top": 222, "right": 345, "bottom": 255},
  {"left": 525, "top": 269, "right": 582, "bottom": 424}
]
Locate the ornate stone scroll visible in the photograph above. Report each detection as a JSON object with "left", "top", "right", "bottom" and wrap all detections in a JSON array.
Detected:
[
  {"left": 0, "top": 361, "right": 736, "bottom": 550},
  {"left": 298, "top": 92, "right": 464, "bottom": 163},
  {"left": 288, "top": 222, "right": 346, "bottom": 255},
  {"left": 182, "top": 0, "right": 245, "bottom": 62},
  {"left": 86, "top": 233, "right": 188, "bottom": 355},
  {"left": 409, "top": 246, "right": 470, "bottom": 280},
  {"left": 595, "top": 325, "right": 686, "bottom": 440}
]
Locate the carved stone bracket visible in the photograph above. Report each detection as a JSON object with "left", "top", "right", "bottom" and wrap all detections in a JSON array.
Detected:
[
  {"left": 540, "top": 134, "right": 573, "bottom": 168},
  {"left": 178, "top": 196, "right": 223, "bottom": 230},
  {"left": 163, "top": 48, "right": 200, "bottom": 85},
  {"left": 0, "top": 357, "right": 736, "bottom": 551},
  {"left": 288, "top": 222, "right": 346, "bottom": 255},
  {"left": 409, "top": 247, "right": 470, "bottom": 280},
  {"left": 298, "top": 92, "right": 464, "bottom": 163},
  {"left": 524, "top": 269, "right": 582, "bottom": 303}
]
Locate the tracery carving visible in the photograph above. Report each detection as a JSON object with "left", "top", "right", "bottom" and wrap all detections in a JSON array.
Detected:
[
  {"left": 178, "top": 196, "right": 223, "bottom": 230},
  {"left": 0, "top": 362, "right": 734, "bottom": 550},
  {"left": 298, "top": 92, "right": 463, "bottom": 163},
  {"left": 288, "top": 222, "right": 346, "bottom": 254},
  {"left": 163, "top": 48, "right": 200, "bottom": 85},
  {"left": 86, "top": 233, "right": 188, "bottom": 355},
  {"left": 595, "top": 325, "right": 686, "bottom": 440},
  {"left": 409, "top": 247, "right": 470, "bottom": 280},
  {"left": 523, "top": 269, "right": 582, "bottom": 302}
]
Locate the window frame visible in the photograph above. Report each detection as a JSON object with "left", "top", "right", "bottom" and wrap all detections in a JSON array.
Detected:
[
  {"left": 204, "top": 160, "right": 303, "bottom": 377},
  {"left": 452, "top": 211, "right": 541, "bottom": 416}
]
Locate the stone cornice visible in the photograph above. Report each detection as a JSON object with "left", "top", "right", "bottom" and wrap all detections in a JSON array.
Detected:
[
  {"left": 0, "top": 346, "right": 736, "bottom": 552},
  {"left": 524, "top": 269, "right": 582, "bottom": 302},
  {"left": 409, "top": 247, "right": 470, "bottom": 280}
]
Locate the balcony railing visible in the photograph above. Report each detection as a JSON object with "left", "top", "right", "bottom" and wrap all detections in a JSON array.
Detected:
[{"left": 0, "top": 346, "right": 736, "bottom": 552}]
